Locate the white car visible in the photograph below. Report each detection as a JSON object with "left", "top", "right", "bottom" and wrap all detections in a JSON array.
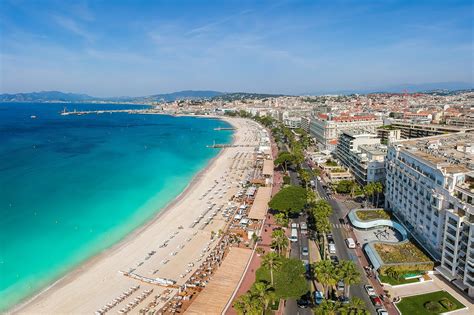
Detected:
[
  {"left": 376, "top": 309, "right": 388, "bottom": 315},
  {"left": 328, "top": 243, "right": 336, "bottom": 254},
  {"left": 302, "top": 247, "right": 309, "bottom": 256},
  {"left": 364, "top": 284, "right": 376, "bottom": 296}
]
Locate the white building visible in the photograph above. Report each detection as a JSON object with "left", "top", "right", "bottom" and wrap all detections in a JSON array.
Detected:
[
  {"left": 309, "top": 114, "right": 383, "bottom": 151},
  {"left": 336, "top": 130, "right": 386, "bottom": 186},
  {"left": 385, "top": 132, "right": 474, "bottom": 298}
]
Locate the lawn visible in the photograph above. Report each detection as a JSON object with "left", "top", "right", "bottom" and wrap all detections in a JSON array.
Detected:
[
  {"left": 379, "top": 274, "right": 419, "bottom": 285},
  {"left": 355, "top": 209, "right": 391, "bottom": 221},
  {"left": 256, "top": 257, "right": 308, "bottom": 300},
  {"left": 396, "top": 291, "right": 465, "bottom": 315},
  {"left": 374, "top": 242, "right": 433, "bottom": 264}
]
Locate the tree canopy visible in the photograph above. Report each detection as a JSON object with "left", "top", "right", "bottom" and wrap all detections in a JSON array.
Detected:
[{"left": 268, "top": 185, "right": 307, "bottom": 215}]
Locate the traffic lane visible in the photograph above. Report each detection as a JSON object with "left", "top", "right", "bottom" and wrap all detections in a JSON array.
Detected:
[{"left": 315, "top": 179, "right": 376, "bottom": 314}]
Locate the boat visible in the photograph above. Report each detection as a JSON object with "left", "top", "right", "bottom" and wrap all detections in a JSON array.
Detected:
[{"left": 30, "top": 115, "right": 37, "bottom": 119}]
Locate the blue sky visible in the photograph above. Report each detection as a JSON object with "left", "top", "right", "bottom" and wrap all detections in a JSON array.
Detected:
[{"left": 0, "top": 0, "right": 472, "bottom": 96}]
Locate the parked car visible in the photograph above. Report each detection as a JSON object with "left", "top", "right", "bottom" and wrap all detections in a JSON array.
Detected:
[
  {"left": 297, "top": 292, "right": 311, "bottom": 308},
  {"left": 328, "top": 243, "right": 336, "bottom": 254},
  {"left": 330, "top": 255, "right": 339, "bottom": 265},
  {"left": 364, "top": 285, "right": 376, "bottom": 296},
  {"left": 327, "top": 233, "right": 334, "bottom": 243},
  {"left": 370, "top": 296, "right": 383, "bottom": 307},
  {"left": 376, "top": 309, "right": 388, "bottom": 315},
  {"left": 338, "top": 295, "right": 349, "bottom": 304},
  {"left": 313, "top": 291, "right": 324, "bottom": 305},
  {"left": 337, "top": 280, "right": 345, "bottom": 291},
  {"left": 302, "top": 246, "right": 309, "bottom": 256}
]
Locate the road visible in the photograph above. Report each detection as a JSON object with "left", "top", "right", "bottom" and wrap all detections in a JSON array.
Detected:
[
  {"left": 284, "top": 169, "right": 313, "bottom": 315},
  {"left": 313, "top": 175, "right": 377, "bottom": 315}
]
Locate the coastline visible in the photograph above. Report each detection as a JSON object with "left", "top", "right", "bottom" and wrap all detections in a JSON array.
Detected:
[{"left": 10, "top": 116, "right": 249, "bottom": 314}]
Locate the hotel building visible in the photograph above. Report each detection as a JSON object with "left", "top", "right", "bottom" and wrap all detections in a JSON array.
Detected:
[
  {"left": 385, "top": 132, "right": 474, "bottom": 297},
  {"left": 309, "top": 114, "right": 383, "bottom": 151},
  {"left": 336, "top": 130, "right": 386, "bottom": 186}
]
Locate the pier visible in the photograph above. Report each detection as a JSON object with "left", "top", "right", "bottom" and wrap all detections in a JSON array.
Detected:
[
  {"left": 213, "top": 127, "right": 235, "bottom": 131},
  {"left": 60, "top": 109, "right": 152, "bottom": 116}
]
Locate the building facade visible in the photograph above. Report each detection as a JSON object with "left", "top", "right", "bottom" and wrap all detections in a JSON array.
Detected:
[
  {"left": 336, "top": 130, "right": 386, "bottom": 186},
  {"left": 390, "top": 121, "right": 470, "bottom": 139},
  {"left": 385, "top": 132, "right": 474, "bottom": 297},
  {"left": 309, "top": 114, "right": 383, "bottom": 151}
]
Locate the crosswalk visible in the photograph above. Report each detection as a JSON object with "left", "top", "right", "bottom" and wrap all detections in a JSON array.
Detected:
[
  {"left": 320, "top": 195, "right": 332, "bottom": 201},
  {"left": 331, "top": 223, "right": 350, "bottom": 229}
]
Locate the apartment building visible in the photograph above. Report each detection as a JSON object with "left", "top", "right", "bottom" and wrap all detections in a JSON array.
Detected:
[
  {"left": 300, "top": 116, "right": 311, "bottom": 133},
  {"left": 446, "top": 115, "right": 474, "bottom": 128},
  {"left": 377, "top": 126, "right": 401, "bottom": 144},
  {"left": 390, "top": 121, "right": 470, "bottom": 139},
  {"left": 309, "top": 114, "right": 383, "bottom": 151},
  {"left": 336, "top": 130, "right": 386, "bottom": 186},
  {"left": 385, "top": 132, "right": 474, "bottom": 297}
]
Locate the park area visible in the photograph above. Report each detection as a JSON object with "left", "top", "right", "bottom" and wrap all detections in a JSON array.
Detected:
[
  {"left": 396, "top": 290, "right": 465, "bottom": 315},
  {"left": 374, "top": 242, "right": 433, "bottom": 265}
]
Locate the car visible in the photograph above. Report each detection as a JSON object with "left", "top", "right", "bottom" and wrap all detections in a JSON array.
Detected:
[
  {"left": 338, "top": 295, "right": 349, "bottom": 304},
  {"left": 376, "top": 309, "right": 388, "bottom": 315},
  {"left": 337, "top": 280, "right": 345, "bottom": 291},
  {"left": 370, "top": 296, "right": 383, "bottom": 307},
  {"left": 328, "top": 243, "right": 336, "bottom": 254},
  {"left": 345, "top": 238, "right": 356, "bottom": 248},
  {"left": 302, "top": 247, "right": 309, "bottom": 256},
  {"left": 327, "top": 233, "right": 334, "bottom": 242},
  {"left": 297, "top": 292, "right": 311, "bottom": 308},
  {"left": 313, "top": 291, "right": 324, "bottom": 305},
  {"left": 330, "top": 255, "right": 339, "bottom": 264},
  {"left": 364, "top": 284, "right": 376, "bottom": 296}
]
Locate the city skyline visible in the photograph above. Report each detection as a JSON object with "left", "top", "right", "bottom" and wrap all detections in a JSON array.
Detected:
[{"left": 1, "top": 0, "right": 473, "bottom": 97}]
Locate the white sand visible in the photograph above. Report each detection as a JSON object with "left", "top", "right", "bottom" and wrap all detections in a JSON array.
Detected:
[{"left": 13, "top": 117, "right": 262, "bottom": 315}]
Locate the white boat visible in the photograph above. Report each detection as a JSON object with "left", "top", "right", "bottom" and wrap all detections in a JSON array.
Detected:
[{"left": 30, "top": 115, "right": 37, "bottom": 119}]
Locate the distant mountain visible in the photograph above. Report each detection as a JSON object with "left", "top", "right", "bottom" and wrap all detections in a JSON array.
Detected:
[
  {"left": 0, "top": 90, "right": 225, "bottom": 103},
  {"left": 0, "top": 91, "right": 95, "bottom": 102},
  {"left": 308, "top": 81, "right": 473, "bottom": 95},
  {"left": 212, "top": 92, "right": 286, "bottom": 101}
]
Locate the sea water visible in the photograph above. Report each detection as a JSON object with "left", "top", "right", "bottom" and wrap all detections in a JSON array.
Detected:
[{"left": 0, "top": 102, "right": 232, "bottom": 311}]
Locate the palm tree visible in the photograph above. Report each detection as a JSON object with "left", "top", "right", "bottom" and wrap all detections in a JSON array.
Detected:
[
  {"left": 233, "top": 292, "right": 255, "bottom": 315},
  {"left": 251, "top": 281, "right": 275, "bottom": 314},
  {"left": 312, "top": 260, "right": 337, "bottom": 299},
  {"left": 338, "top": 260, "right": 361, "bottom": 298},
  {"left": 374, "top": 181, "right": 383, "bottom": 207},
  {"left": 347, "top": 297, "right": 367, "bottom": 314},
  {"left": 363, "top": 183, "right": 373, "bottom": 207},
  {"left": 261, "top": 252, "right": 282, "bottom": 286},
  {"left": 315, "top": 300, "right": 340, "bottom": 315},
  {"left": 274, "top": 212, "right": 289, "bottom": 227},
  {"left": 271, "top": 229, "right": 288, "bottom": 255}
]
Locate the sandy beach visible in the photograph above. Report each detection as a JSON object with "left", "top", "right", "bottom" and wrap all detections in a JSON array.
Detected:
[{"left": 12, "top": 117, "right": 263, "bottom": 314}]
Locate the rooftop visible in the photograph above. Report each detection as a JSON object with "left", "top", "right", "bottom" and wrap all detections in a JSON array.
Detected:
[{"left": 397, "top": 132, "right": 474, "bottom": 173}]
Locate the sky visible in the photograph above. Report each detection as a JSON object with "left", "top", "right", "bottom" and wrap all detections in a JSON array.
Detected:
[{"left": 0, "top": 0, "right": 473, "bottom": 96}]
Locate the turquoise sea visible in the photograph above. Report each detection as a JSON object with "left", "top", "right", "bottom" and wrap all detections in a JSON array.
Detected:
[{"left": 0, "top": 102, "right": 232, "bottom": 311}]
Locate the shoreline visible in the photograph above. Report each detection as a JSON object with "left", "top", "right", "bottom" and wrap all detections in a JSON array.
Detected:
[{"left": 10, "top": 115, "right": 239, "bottom": 314}]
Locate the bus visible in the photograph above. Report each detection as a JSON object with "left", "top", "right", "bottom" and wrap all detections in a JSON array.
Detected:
[{"left": 289, "top": 228, "right": 298, "bottom": 242}]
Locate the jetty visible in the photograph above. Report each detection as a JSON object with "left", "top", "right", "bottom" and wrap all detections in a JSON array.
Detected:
[
  {"left": 213, "top": 127, "right": 235, "bottom": 131},
  {"left": 60, "top": 109, "right": 152, "bottom": 116}
]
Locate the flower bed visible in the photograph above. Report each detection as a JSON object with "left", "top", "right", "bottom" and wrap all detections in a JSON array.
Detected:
[{"left": 355, "top": 209, "right": 391, "bottom": 221}]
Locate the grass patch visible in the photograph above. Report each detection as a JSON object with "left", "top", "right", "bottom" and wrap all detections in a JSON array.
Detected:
[
  {"left": 355, "top": 209, "right": 391, "bottom": 221},
  {"left": 397, "top": 291, "right": 465, "bottom": 315},
  {"left": 374, "top": 242, "right": 432, "bottom": 264},
  {"left": 256, "top": 257, "right": 308, "bottom": 300},
  {"left": 379, "top": 275, "right": 419, "bottom": 285}
]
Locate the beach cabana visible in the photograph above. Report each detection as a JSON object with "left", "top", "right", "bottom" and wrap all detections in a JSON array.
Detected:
[
  {"left": 248, "top": 186, "right": 272, "bottom": 220},
  {"left": 262, "top": 159, "right": 274, "bottom": 177}
]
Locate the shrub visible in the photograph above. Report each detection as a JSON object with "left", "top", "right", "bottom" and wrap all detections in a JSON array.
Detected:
[
  {"left": 283, "top": 175, "right": 291, "bottom": 185},
  {"left": 439, "top": 298, "right": 455, "bottom": 310},
  {"left": 424, "top": 301, "right": 442, "bottom": 312}
]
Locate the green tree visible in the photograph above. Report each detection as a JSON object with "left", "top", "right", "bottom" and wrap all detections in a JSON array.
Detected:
[
  {"left": 261, "top": 252, "right": 282, "bottom": 286},
  {"left": 274, "top": 152, "right": 294, "bottom": 173},
  {"left": 274, "top": 212, "right": 289, "bottom": 227},
  {"left": 250, "top": 281, "right": 275, "bottom": 314},
  {"left": 268, "top": 185, "right": 307, "bottom": 216},
  {"left": 347, "top": 297, "right": 367, "bottom": 314},
  {"left": 271, "top": 229, "right": 288, "bottom": 255},
  {"left": 338, "top": 260, "right": 361, "bottom": 298},
  {"left": 298, "top": 169, "right": 311, "bottom": 188},
  {"left": 312, "top": 260, "right": 337, "bottom": 299},
  {"left": 233, "top": 292, "right": 261, "bottom": 315},
  {"left": 374, "top": 181, "right": 383, "bottom": 207},
  {"left": 314, "top": 300, "right": 340, "bottom": 315}
]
